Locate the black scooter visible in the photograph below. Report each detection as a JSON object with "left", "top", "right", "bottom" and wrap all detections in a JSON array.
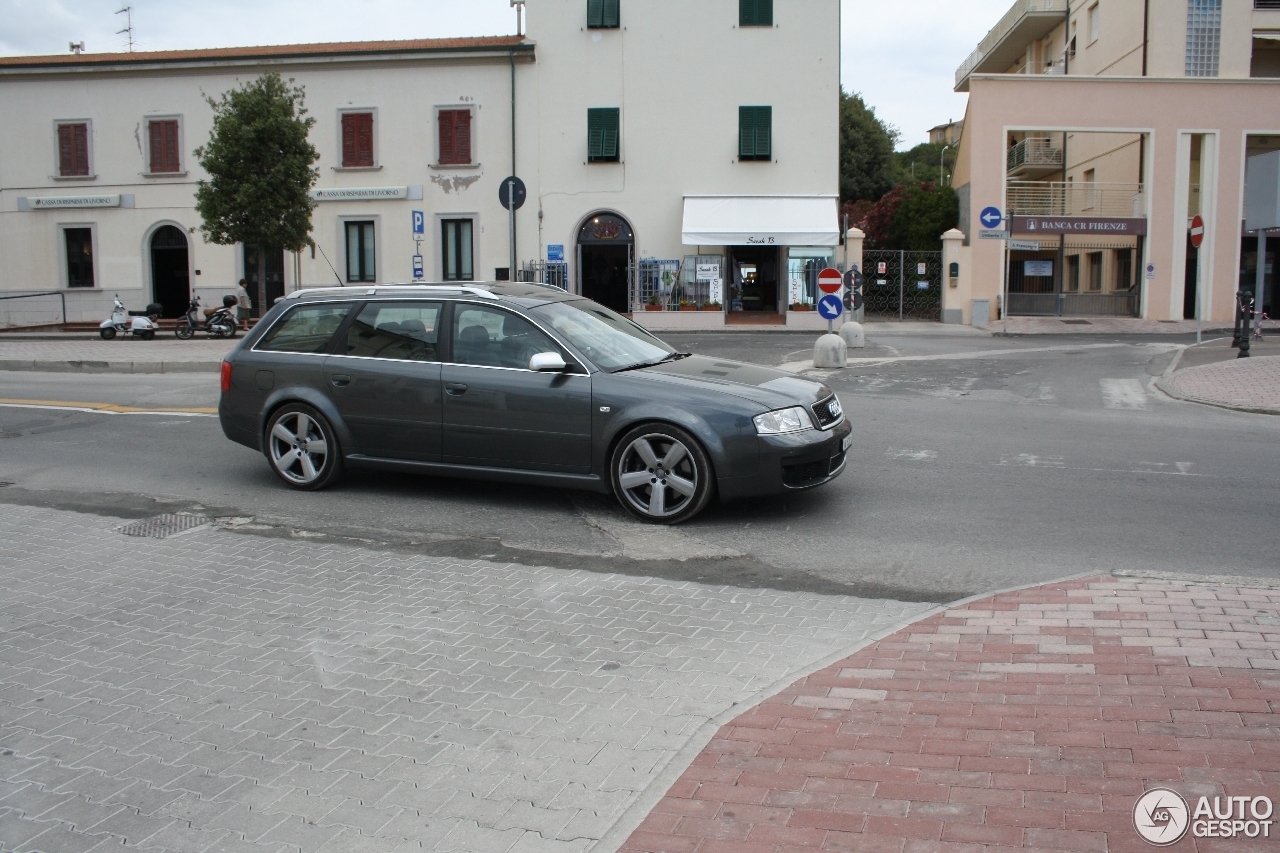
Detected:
[{"left": 175, "top": 295, "right": 238, "bottom": 340}]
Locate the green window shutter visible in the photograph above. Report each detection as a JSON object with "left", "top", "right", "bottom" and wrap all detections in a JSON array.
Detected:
[
  {"left": 603, "top": 0, "right": 620, "bottom": 27},
  {"left": 739, "top": 106, "right": 771, "bottom": 160},
  {"left": 759, "top": 0, "right": 773, "bottom": 26},
  {"left": 588, "top": 0, "right": 603, "bottom": 28},
  {"left": 740, "top": 0, "right": 772, "bottom": 26},
  {"left": 588, "top": 108, "right": 619, "bottom": 162}
]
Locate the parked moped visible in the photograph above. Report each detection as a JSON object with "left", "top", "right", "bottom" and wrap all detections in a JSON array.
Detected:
[
  {"left": 100, "top": 296, "right": 161, "bottom": 340},
  {"left": 175, "top": 295, "right": 237, "bottom": 340}
]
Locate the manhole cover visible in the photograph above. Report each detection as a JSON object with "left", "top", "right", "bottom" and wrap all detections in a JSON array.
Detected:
[
  {"left": 116, "top": 513, "right": 211, "bottom": 539},
  {"left": 1060, "top": 319, "right": 1091, "bottom": 325}
]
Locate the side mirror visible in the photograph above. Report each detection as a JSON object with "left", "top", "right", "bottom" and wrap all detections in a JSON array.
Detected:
[{"left": 529, "top": 351, "right": 568, "bottom": 372}]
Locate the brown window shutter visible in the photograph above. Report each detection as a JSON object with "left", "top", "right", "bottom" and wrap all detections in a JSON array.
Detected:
[
  {"left": 456, "top": 110, "right": 471, "bottom": 164},
  {"left": 163, "top": 121, "right": 179, "bottom": 172},
  {"left": 149, "top": 120, "right": 179, "bottom": 172},
  {"left": 149, "top": 121, "right": 164, "bottom": 172},
  {"left": 342, "top": 113, "right": 358, "bottom": 166},
  {"left": 356, "top": 113, "right": 374, "bottom": 166},
  {"left": 72, "top": 124, "right": 89, "bottom": 175},
  {"left": 58, "top": 125, "right": 76, "bottom": 176},
  {"left": 439, "top": 110, "right": 455, "bottom": 164}
]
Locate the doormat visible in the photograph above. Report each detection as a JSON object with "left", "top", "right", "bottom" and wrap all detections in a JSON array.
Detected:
[{"left": 1060, "top": 319, "right": 1092, "bottom": 325}]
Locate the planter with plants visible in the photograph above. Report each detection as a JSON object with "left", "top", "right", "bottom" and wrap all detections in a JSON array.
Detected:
[
  {"left": 789, "top": 302, "right": 814, "bottom": 311},
  {"left": 644, "top": 296, "right": 663, "bottom": 311},
  {"left": 703, "top": 301, "right": 722, "bottom": 311},
  {"left": 679, "top": 300, "right": 698, "bottom": 311}
]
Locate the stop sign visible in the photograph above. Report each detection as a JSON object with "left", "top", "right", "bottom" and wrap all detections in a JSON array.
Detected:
[
  {"left": 1189, "top": 215, "right": 1205, "bottom": 248},
  {"left": 817, "top": 267, "right": 842, "bottom": 294}
]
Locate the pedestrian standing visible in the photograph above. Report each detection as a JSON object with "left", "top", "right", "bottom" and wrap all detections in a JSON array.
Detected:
[{"left": 236, "top": 279, "right": 251, "bottom": 329}]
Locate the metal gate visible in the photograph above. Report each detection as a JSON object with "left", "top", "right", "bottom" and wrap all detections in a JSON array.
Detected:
[
  {"left": 862, "top": 250, "right": 942, "bottom": 320},
  {"left": 1007, "top": 241, "right": 1140, "bottom": 317}
]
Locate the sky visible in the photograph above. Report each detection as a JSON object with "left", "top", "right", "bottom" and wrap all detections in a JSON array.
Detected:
[{"left": 0, "top": 0, "right": 1012, "bottom": 149}]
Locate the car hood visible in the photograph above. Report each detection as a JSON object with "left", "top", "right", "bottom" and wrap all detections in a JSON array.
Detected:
[{"left": 626, "top": 354, "right": 833, "bottom": 410}]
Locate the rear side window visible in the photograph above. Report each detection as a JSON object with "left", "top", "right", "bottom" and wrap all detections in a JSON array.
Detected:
[
  {"left": 344, "top": 302, "right": 442, "bottom": 362},
  {"left": 255, "top": 303, "right": 352, "bottom": 353}
]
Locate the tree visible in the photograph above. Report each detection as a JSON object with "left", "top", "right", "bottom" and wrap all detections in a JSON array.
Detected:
[
  {"left": 194, "top": 72, "right": 320, "bottom": 292},
  {"left": 839, "top": 89, "right": 898, "bottom": 203},
  {"left": 893, "top": 142, "right": 957, "bottom": 187},
  {"left": 860, "top": 182, "right": 959, "bottom": 250}
]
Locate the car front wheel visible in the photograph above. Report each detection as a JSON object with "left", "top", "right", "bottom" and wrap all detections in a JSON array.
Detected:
[
  {"left": 611, "top": 423, "right": 713, "bottom": 524},
  {"left": 265, "top": 404, "right": 343, "bottom": 490}
]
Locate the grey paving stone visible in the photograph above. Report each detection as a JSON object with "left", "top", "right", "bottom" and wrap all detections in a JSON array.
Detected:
[{"left": 1, "top": 503, "right": 929, "bottom": 853}]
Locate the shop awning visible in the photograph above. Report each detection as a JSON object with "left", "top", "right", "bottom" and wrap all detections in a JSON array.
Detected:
[{"left": 681, "top": 195, "right": 840, "bottom": 246}]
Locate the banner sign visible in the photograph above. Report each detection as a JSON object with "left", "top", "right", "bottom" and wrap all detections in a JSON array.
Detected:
[
  {"left": 1010, "top": 216, "right": 1147, "bottom": 235},
  {"left": 25, "top": 195, "right": 121, "bottom": 209},
  {"left": 311, "top": 186, "right": 408, "bottom": 202}
]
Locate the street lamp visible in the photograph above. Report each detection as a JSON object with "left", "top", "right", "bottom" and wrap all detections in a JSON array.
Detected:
[{"left": 940, "top": 144, "right": 954, "bottom": 187}]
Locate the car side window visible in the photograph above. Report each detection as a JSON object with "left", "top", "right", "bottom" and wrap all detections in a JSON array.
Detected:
[
  {"left": 256, "top": 303, "right": 352, "bottom": 354},
  {"left": 452, "top": 306, "right": 560, "bottom": 369},
  {"left": 344, "top": 302, "right": 442, "bottom": 362}
]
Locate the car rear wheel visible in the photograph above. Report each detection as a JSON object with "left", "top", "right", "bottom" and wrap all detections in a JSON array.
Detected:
[
  {"left": 611, "top": 423, "right": 713, "bottom": 524},
  {"left": 265, "top": 404, "right": 343, "bottom": 490}
]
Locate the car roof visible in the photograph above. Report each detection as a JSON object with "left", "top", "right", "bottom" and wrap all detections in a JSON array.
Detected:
[{"left": 285, "top": 282, "right": 579, "bottom": 308}]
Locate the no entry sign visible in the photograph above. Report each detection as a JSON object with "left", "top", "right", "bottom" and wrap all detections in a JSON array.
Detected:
[
  {"left": 1190, "top": 214, "right": 1205, "bottom": 248},
  {"left": 817, "top": 267, "right": 842, "bottom": 294}
]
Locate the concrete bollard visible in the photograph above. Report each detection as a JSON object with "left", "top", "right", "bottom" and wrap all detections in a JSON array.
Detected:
[
  {"left": 813, "top": 333, "right": 847, "bottom": 369},
  {"left": 838, "top": 321, "right": 865, "bottom": 348}
]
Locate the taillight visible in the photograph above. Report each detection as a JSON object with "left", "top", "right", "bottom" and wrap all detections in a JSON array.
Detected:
[{"left": 220, "top": 360, "right": 232, "bottom": 393}]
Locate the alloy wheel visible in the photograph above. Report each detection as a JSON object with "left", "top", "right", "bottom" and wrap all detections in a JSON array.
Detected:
[
  {"left": 615, "top": 433, "right": 699, "bottom": 519},
  {"left": 268, "top": 411, "right": 330, "bottom": 486}
]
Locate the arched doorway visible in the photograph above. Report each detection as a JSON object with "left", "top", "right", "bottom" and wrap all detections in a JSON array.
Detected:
[
  {"left": 577, "top": 212, "right": 633, "bottom": 313},
  {"left": 150, "top": 225, "right": 189, "bottom": 318}
]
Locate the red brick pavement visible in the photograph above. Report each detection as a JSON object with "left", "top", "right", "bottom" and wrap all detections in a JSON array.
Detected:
[{"left": 620, "top": 576, "right": 1280, "bottom": 853}]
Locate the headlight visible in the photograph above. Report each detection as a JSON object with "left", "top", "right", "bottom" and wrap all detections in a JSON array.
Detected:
[{"left": 753, "top": 406, "right": 813, "bottom": 435}]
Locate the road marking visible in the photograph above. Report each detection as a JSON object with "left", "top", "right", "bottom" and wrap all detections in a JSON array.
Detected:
[
  {"left": 888, "top": 449, "right": 937, "bottom": 461},
  {"left": 0, "top": 398, "right": 216, "bottom": 417},
  {"left": 1099, "top": 378, "right": 1148, "bottom": 409},
  {"left": 999, "top": 453, "right": 1065, "bottom": 467},
  {"left": 779, "top": 343, "right": 1182, "bottom": 374}
]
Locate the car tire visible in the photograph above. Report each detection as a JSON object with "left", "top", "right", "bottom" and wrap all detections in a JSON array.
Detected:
[
  {"left": 264, "top": 403, "right": 344, "bottom": 491},
  {"left": 610, "top": 423, "right": 714, "bottom": 524}
]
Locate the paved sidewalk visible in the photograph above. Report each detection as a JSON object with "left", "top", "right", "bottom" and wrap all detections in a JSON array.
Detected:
[
  {"left": 978, "top": 317, "right": 1213, "bottom": 335},
  {"left": 1164, "top": 354, "right": 1280, "bottom": 414},
  {"left": 621, "top": 574, "right": 1280, "bottom": 853},
  {"left": 0, "top": 339, "right": 234, "bottom": 373},
  {"left": 0, "top": 503, "right": 929, "bottom": 853}
]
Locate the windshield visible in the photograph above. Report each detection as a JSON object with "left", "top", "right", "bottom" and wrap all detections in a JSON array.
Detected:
[{"left": 532, "top": 299, "right": 674, "bottom": 372}]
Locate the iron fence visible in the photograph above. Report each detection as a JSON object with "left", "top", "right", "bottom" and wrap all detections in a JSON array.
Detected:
[
  {"left": 1007, "top": 292, "right": 1140, "bottom": 316},
  {"left": 1007, "top": 242, "right": 1141, "bottom": 317},
  {"left": 518, "top": 260, "right": 568, "bottom": 289},
  {"left": 862, "top": 250, "right": 943, "bottom": 320}
]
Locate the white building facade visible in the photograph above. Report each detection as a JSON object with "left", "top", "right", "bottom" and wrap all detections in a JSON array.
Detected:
[{"left": 0, "top": 0, "right": 840, "bottom": 331}]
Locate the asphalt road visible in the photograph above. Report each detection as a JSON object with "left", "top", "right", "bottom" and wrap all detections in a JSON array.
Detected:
[{"left": 2, "top": 330, "right": 1276, "bottom": 603}]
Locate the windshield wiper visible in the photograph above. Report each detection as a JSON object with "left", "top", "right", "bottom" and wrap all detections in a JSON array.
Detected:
[{"left": 612, "top": 351, "right": 691, "bottom": 373}]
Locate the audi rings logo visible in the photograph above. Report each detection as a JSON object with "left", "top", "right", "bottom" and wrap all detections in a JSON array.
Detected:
[{"left": 1134, "top": 788, "right": 1190, "bottom": 846}]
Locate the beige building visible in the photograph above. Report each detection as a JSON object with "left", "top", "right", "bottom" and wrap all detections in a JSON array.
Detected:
[
  {"left": 0, "top": 0, "right": 841, "bottom": 332},
  {"left": 947, "top": 0, "right": 1280, "bottom": 325}
]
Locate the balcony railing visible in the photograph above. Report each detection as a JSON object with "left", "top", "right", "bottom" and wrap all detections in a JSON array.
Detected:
[
  {"left": 1007, "top": 181, "right": 1145, "bottom": 218},
  {"left": 1007, "top": 137, "right": 1064, "bottom": 172},
  {"left": 955, "top": 0, "right": 1068, "bottom": 89}
]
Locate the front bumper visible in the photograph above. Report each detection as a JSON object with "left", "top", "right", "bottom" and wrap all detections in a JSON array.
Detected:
[{"left": 717, "top": 417, "right": 852, "bottom": 501}]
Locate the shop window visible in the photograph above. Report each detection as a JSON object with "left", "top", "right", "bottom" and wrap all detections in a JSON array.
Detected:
[
  {"left": 587, "top": 108, "right": 620, "bottom": 162},
  {"left": 1115, "top": 249, "right": 1133, "bottom": 289},
  {"left": 587, "top": 0, "right": 620, "bottom": 28},
  {"left": 341, "top": 112, "right": 375, "bottom": 167},
  {"left": 740, "top": 0, "right": 773, "bottom": 26},
  {"left": 57, "top": 123, "right": 90, "bottom": 177},
  {"left": 148, "top": 119, "right": 180, "bottom": 173},
  {"left": 1088, "top": 252, "right": 1103, "bottom": 291},
  {"left": 345, "top": 220, "right": 376, "bottom": 283},
  {"left": 442, "top": 219, "right": 474, "bottom": 281},
  {"left": 438, "top": 109, "right": 472, "bottom": 165},
  {"left": 64, "top": 227, "right": 94, "bottom": 288},
  {"left": 739, "top": 106, "right": 772, "bottom": 160},
  {"left": 1066, "top": 255, "right": 1080, "bottom": 291}
]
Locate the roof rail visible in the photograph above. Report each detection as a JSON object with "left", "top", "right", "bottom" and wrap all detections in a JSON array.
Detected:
[{"left": 288, "top": 284, "right": 498, "bottom": 300}]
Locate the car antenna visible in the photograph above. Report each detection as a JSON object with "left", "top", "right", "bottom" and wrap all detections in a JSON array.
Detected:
[{"left": 311, "top": 240, "right": 344, "bottom": 286}]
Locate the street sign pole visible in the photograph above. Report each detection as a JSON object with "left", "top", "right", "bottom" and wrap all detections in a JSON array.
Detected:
[
  {"left": 1190, "top": 214, "right": 1206, "bottom": 343},
  {"left": 507, "top": 178, "right": 516, "bottom": 281}
]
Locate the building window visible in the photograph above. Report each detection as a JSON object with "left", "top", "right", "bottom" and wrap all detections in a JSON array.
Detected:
[
  {"left": 739, "top": 106, "right": 772, "bottom": 160},
  {"left": 1066, "top": 255, "right": 1080, "bottom": 291},
  {"left": 442, "top": 219, "right": 474, "bottom": 281},
  {"left": 438, "top": 109, "right": 473, "bottom": 165},
  {"left": 587, "top": 108, "right": 620, "bottom": 163},
  {"left": 740, "top": 0, "right": 773, "bottom": 26},
  {"left": 1088, "top": 4, "right": 1100, "bottom": 44},
  {"left": 148, "top": 119, "right": 180, "bottom": 173},
  {"left": 1185, "top": 0, "right": 1221, "bottom": 77},
  {"left": 345, "top": 221, "right": 376, "bottom": 283},
  {"left": 341, "top": 112, "right": 375, "bottom": 167},
  {"left": 57, "top": 123, "right": 90, "bottom": 177},
  {"left": 64, "top": 227, "right": 94, "bottom": 288},
  {"left": 1083, "top": 168, "right": 1097, "bottom": 209},
  {"left": 1088, "top": 252, "right": 1103, "bottom": 291},
  {"left": 1115, "top": 248, "right": 1133, "bottom": 290},
  {"left": 587, "top": 0, "right": 620, "bottom": 28}
]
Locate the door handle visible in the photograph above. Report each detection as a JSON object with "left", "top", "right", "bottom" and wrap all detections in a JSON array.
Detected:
[
  {"left": 330, "top": 374, "right": 352, "bottom": 387},
  {"left": 445, "top": 383, "right": 468, "bottom": 395}
]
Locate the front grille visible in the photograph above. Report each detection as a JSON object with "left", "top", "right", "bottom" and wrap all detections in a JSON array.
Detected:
[
  {"left": 811, "top": 394, "right": 842, "bottom": 429},
  {"left": 830, "top": 450, "right": 845, "bottom": 471},
  {"left": 782, "top": 452, "right": 844, "bottom": 487}
]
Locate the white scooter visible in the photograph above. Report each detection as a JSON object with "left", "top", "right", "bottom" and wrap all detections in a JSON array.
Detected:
[{"left": 100, "top": 296, "right": 162, "bottom": 340}]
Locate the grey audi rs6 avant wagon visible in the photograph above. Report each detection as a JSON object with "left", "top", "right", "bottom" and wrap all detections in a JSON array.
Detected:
[{"left": 218, "top": 283, "right": 850, "bottom": 524}]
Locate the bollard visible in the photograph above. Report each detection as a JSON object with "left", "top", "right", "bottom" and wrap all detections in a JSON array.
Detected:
[
  {"left": 1239, "top": 293, "right": 1253, "bottom": 358},
  {"left": 838, "top": 321, "right": 865, "bottom": 349},
  {"left": 1232, "top": 289, "right": 1245, "bottom": 348},
  {"left": 813, "top": 333, "right": 847, "bottom": 369}
]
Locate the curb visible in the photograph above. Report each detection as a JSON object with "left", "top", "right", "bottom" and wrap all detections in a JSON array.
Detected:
[
  {"left": 1155, "top": 373, "right": 1280, "bottom": 416},
  {"left": 0, "top": 359, "right": 221, "bottom": 374}
]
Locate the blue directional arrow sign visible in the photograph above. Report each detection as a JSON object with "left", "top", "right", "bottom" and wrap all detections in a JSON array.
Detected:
[
  {"left": 979, "top": 206, "right": 1003, "bottom": 229},
  {"left": 817, "top": 294, "right": 844, "bottom": 320}
]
